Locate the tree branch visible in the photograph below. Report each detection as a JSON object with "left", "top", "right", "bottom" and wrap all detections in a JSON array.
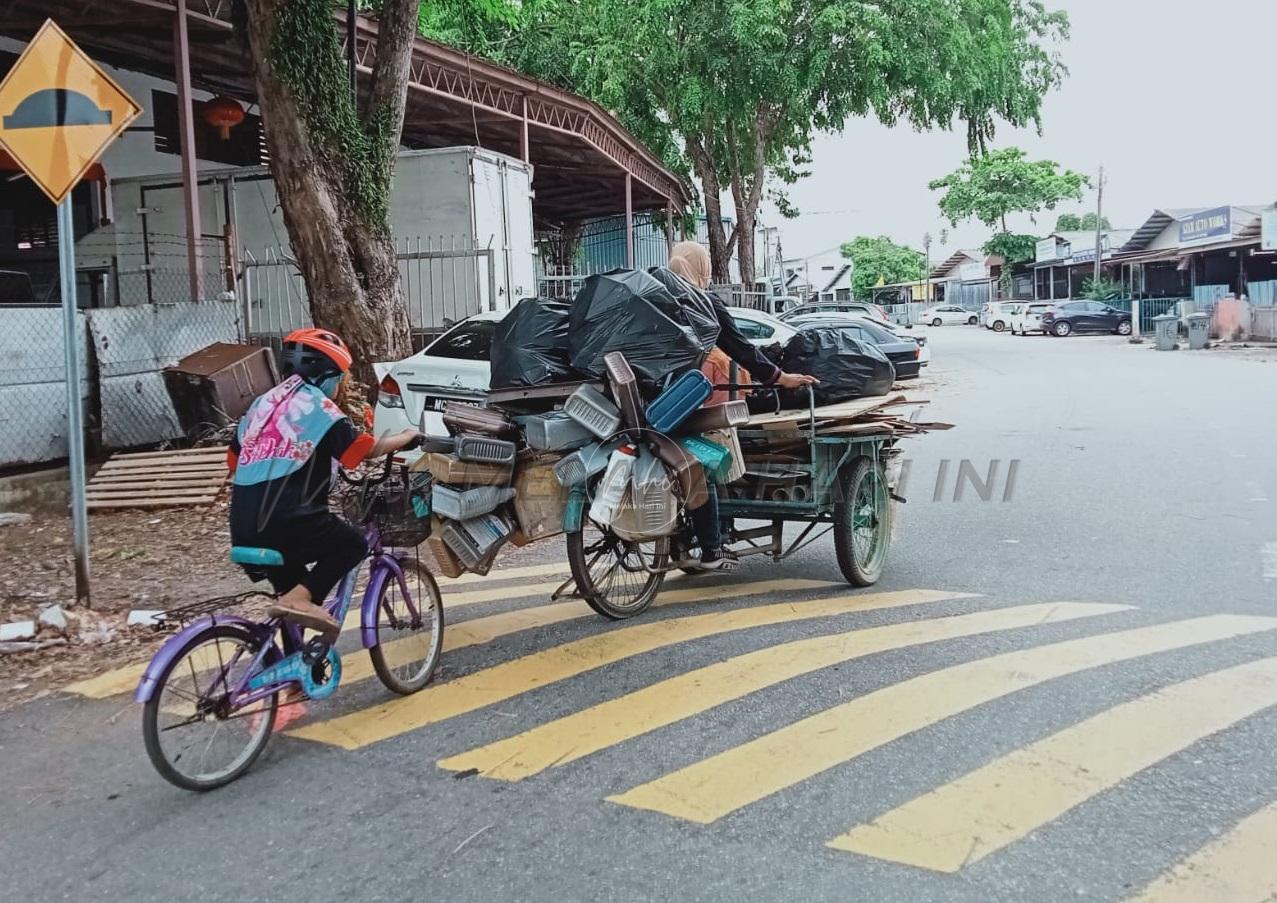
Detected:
[{"left": 364, "top": 0, "right": 422, "bottom": 158}]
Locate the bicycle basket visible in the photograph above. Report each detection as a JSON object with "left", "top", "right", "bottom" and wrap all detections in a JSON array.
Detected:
[{"left": 337, "top": 467, "right": 433, "bottom": 547}]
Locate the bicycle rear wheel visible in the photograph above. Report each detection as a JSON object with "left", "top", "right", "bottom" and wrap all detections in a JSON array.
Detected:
[
  {"left": 142, "top": 624, "right": 279, "bottom": 791},
  {"left": 368, "top": 558, "right": 444, "bottom": 695}
]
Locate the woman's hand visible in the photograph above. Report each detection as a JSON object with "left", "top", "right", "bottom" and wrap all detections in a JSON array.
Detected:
[{"left": 775, "top": 371, "right": 820, "bottom": 389}]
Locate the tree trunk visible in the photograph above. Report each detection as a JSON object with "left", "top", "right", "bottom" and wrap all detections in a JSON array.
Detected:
[
  {"left": 239, "top": 0, "right": 417, "bottom": 387},
  {"left": 687, "top": 139, "right": 732, "bottom": 283},
  {"left": 735, "top": 201, "right": 756, "bottom": 290}
]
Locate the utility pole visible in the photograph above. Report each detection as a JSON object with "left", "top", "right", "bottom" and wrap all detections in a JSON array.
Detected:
[{"left": 1093, "top": 165, "right": 1105, "bottom": 285}]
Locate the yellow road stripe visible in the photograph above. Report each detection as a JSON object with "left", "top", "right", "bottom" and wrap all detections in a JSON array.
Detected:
[
  {"left": 336, "top": 578, "right": 838, "bottom": 687},
  {"left": 439, "top": 602, "right": 1128, "bottom": 781},
  {"left": 828, "top": 656, "right": 1277, "bottom": 872},
  {"left": 608, "top": 614, "right": 1277, "bottom": 824},
  {"left": 288, "top": 589, "right": 974, "bottom": 750},
  {"left": 1124, "top": 798, "right": 1277, "bottom": 903},
  {"left": 446, "top": 562, "right": 569, "bottom": 586},
  {"left": 63, "top": 576, "right": 836, "bottom": 700}
]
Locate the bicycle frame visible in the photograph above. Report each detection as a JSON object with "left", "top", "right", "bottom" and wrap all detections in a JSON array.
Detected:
[{"left": 134, "top": 521, "right": 421, "bottom": 707}]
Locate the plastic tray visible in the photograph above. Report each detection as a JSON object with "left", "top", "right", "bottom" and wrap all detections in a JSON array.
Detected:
[
  {"left": 679, "top": 399, "right": 749, "bottom": 434},
  {"left": 553, "top": 441, "right": 615, "bottom": 487},
  {"left": 647, "top": 370, "right": 712, "bottom": 433},
  {"left": 702, "top": 428, "right": 745, "bottom": 484},
  {"left": 431, "top": 485, "right": 516, "bottom": 521},
  {"left": 564, "top": 384, "right": 622, "bottom": 439},
  {"left": 520, "top": 411, "right": 595, "bottom": 451},
  {"left": 603, "top": 352, "right": 645, "bottom": 430},
  {"left": 455, "top": 434, "right": 517, "bottom": 465}
]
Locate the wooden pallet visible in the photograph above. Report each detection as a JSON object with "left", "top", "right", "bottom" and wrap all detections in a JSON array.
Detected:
[{"left": 87, "top": 446, "right": 230, "bottom": 511}]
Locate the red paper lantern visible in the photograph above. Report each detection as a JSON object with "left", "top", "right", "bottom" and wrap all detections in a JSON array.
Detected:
[{"left": 202, "top": 95, "right": 245, "bottom": 140}]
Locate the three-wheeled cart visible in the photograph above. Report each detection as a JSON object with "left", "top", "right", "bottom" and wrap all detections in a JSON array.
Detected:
[{"left": 559, "top": 387, "right": 902, "bottom": 619}]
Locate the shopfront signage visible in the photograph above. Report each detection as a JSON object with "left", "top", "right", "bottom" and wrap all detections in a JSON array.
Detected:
[
  {"left": 1035, "top": 237, "right": 1060, "bottom": 262},
  {"left": 1179, "top": 207, "right": 1231, "bottom": 246}
]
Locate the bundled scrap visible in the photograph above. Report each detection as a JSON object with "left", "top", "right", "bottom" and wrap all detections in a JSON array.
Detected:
[{"left": 407, "top": 267, "right": 945, "bottom": 577}]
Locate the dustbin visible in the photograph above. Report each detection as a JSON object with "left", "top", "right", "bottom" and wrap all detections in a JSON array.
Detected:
[
  {"left": 1186, "top": 313, "right": 1211, "bottom": 350},
  {"left": 1153, "top": 314, "right": 1178, "bottom": 351}
]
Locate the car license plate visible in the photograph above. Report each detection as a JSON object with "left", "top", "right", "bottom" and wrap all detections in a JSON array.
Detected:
[{"left": 424, "top": 396, "right": 478, "bottom": 413}]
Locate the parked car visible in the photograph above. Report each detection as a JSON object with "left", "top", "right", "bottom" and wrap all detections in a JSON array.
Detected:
[
  {"left": 981, "top": 301, "right": 1017, "bottom": 332},
  {"left": 779, "top": 300, "right": 890, "bottom": 325},
  {"left": 726, "top": 307, "right": 799, "bottom": 347},
  {"left": 0, "top": 269, "right": 36, "bottom": 304},
  {"left": 791, "top": 315, "right": 924, "bottom": 379},
  {"left": 1040, "top": 300, "right": 1133, "bottom": 337},
  {"left": 373, "top": 310, "right": 504, "bottom": 440},
  {"left": 921, "top": 304, "right": 979, "bottom": 327},
  {"left": 1010, "top": 301, "right": 1054, "bottom": 335}
]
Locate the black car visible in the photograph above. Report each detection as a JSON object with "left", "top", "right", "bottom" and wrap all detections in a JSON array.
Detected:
[
  {"left": 1040, "top": 300, "right": 1133, "bottom": 337},
  {"left": 792, "top": 315, "right": 923, "bottom": 379}
]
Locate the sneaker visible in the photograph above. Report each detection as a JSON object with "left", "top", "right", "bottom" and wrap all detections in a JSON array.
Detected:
[
  {"left": 697, "top": 549, "right": 739, "bottom": 572},
  {"left": 267, "top": 598, "right": 341, "bottom": 638}
]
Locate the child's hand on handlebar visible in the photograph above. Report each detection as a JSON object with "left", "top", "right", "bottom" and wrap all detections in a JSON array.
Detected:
[
  {"left": 369, "top": 428, "right": 424, "bottom": 458},
  {"left": 776, "top": 371, "right": 820, "bottom": 388}
]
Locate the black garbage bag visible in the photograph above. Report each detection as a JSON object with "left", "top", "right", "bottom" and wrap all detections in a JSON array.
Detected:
[
  {"left": 489, "top": 297, "right": 575, "bottom": 389},
  {"left": 646, "top": 266, "right": 721, "bottom": 353},
  {"left": 778, "top": 326, "right": 896, "bottom": 406},
  {"left": 568, "top": 269, "right": 717, "bottom": 387}
]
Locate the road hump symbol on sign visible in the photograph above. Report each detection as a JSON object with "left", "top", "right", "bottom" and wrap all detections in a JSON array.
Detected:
[{"left": 0, "top": 19, "right": 141, "bottom": 204}]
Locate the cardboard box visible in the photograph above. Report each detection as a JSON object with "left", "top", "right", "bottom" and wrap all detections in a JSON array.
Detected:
[
  {"left": 511, "top": 451, "right": 570, "bottom": 543},
  {"left": 415, "top": 452, "right": 512, "bottom": 487}
]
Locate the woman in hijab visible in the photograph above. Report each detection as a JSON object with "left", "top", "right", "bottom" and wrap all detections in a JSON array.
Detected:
[{"left": 666, "top": 242, "right": 817, "bottom": 569}]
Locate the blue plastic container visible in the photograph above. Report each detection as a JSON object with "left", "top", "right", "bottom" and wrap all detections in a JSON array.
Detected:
[{"left": 646, "top": 371, "right": 712, "bottom": 433}]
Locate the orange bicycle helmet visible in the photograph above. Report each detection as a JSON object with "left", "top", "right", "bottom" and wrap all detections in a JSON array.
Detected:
[{"left": 281, "top": 327, "right": 353, "bottom": 381}]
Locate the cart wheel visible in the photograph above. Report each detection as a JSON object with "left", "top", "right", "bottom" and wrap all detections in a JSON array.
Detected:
[
  {"left": 833, "top": 457, "right": 891, "bottom": 586},
  {"left": 567, "top": 522, "right": 668, "bottom": 620}
]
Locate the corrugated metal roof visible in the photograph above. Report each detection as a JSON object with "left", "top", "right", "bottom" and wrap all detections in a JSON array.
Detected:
[{"left": 930, "top": 248, "right": 981, "bottom": 279}]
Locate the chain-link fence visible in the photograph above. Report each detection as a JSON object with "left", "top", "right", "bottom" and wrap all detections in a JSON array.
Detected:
[{"left": 0, "top": 305, "right": 89, "bottom": 467}]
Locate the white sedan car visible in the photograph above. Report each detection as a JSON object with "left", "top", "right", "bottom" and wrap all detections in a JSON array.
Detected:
[
  {"left": 921, "top": 305, "right": 979, "bottom": 326},
  {"left": 726, "top": 307, "right": 799, "bottom": 346},
  {"left": 373, "top": 310, "right": 505, "bottom": 441}
]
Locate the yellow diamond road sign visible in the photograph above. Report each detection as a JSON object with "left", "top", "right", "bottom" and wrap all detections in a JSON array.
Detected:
[{"left": 0, "top": 19, "right": 141, "bottom": 205}]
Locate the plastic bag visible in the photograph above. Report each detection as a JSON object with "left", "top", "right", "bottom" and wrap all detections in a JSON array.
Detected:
[
  {"left": 489, "top": 297, "right": 575, "bottom": 389},
  {"left": 778, "top": 326, "right": 896, "bottom": 406},
  {"left": 568, "top": 270, "right": 718, "bottom": 388},
  {"left": 646, "top": 266, "right": 721, "bottom": 353}
]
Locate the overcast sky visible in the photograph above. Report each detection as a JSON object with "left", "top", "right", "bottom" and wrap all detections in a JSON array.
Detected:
[{"left": 766, "top": 0, "right": 1277, "bottom": 264}]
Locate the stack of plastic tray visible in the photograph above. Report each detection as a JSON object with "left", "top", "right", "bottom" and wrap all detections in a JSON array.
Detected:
[
  {"left": 647, "top": 371, "right": 712, "bottom": 433},
  {"left": 603, "top": 352, "right": 645, "bottom": 430},
  {"left": 564, "top": 384, "right": 621, "bottom": 439}
]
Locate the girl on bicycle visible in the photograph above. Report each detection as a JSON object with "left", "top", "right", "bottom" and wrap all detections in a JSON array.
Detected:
[{"left": 227, "top": 328, "right": 419, "bottom": 636}]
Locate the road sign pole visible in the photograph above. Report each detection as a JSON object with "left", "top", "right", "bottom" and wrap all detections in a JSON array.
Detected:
[{"left": 58, "top": 198, "right": 91, "bottom": 607}]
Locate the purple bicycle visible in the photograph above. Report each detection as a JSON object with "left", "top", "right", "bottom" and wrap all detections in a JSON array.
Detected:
[{"left": 135, "top": 455, "right": 443, "bottom": 791}]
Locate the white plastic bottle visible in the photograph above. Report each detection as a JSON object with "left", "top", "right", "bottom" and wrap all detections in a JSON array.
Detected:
[{"left": 589, "top": 443, "right": 637, "bottom": 526}]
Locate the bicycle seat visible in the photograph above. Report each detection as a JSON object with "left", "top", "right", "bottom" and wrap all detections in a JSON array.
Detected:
[{"left": 230, "top": 546, "right": 285, "bottom": 567}]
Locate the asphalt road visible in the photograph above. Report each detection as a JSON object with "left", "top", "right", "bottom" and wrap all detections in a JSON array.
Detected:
[{"left": 4, "top": 326, "right": 1276, "bottom": 903}]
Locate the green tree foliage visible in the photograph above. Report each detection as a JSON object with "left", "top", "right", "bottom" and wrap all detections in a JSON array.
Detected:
[
  {"left": 1081, "top": 276, "right": 1126, "bottom": 301},
  {"left": 983, "top": 231, "right": 1039, "bottom": 291},
  {"left": 930, "top": 147, "right": 1087, "bottom": 232},
  {"left": 425, "top": 1, "right": 1069, "bottom": 286},
  {"left": 1055, "top": 212, "right": 1111, "bottom": 231},
  {"left": 840, "top": 236, "right": 926, "bottom": 300}
]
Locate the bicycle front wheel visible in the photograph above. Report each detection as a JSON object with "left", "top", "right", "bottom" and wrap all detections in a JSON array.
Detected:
[
  {"left": 142, "top": 624, "right": 279, "bottom": 792},
  {"left": 368, "top": 558, "right": 444, "bottom": 695}
]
